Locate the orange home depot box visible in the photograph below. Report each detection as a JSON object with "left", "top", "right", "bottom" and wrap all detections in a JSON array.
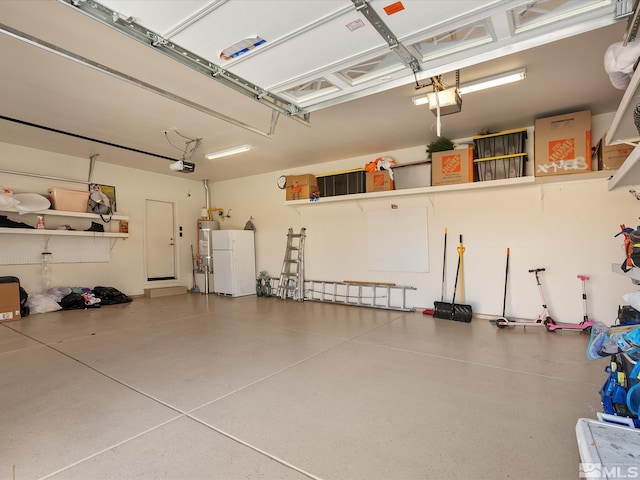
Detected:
[
  {"left": 598, "top": 136, "right": 632, "bottom": 170},
  {"left": 431, "top": 147, "right": 474, "bottom": 186},
  {"left": 534, "top": 110, "right": 591, "bottom": 176},
  {"left": 286, "top": 174, "right": 319, "bottom": 201},
  {"left": 0, "top": 282, "right": 21, "bottom": 321},
  {"left": 366, "top": 170, "right": 394, "bottom": 192}
]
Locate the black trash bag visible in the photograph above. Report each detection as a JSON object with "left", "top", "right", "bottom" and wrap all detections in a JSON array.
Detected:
[
  {"left": 19, "top": 286, "right": 29, "bottom": 317},
  {"left": 92, "top": 286, "right": 132, "bottom": 305},
  {"left": 59, "top": 292, "right": 99, "bottom": 310}
]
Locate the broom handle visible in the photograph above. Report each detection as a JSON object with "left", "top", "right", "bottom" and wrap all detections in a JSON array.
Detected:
[
  {"left": 441, "top": 228, "right": 447, "bottom": 302},
  {"left": 502, "top": 247, "right": 510, "bottom": 316},
  {"left": 451, "top": 246, "right": 461, "bottom": 306},
  {"left": 457, "top": 235, "right": 465, "bottom": 303}
]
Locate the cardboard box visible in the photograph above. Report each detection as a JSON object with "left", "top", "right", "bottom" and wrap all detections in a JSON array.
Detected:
[
  {"left": 286, "top": 174, "right": 319, "bottom": 201},
  {"left": 598, "top": 135, "right": 632, "bottom": 170},
  {"left": 431, "top": 147, "right": 474, "bottom": 186},
  {"left": 48, "top": 188, "right": 89, "bottom": 212},
  {"left": 366, "top": 170, "right": 394, "bottom": 192},
  {"left": 534, "top": 110, "right": 591, "bottom": 176},
  {"left": 0, "top": 282, "right": 21, "bottom": 321}
]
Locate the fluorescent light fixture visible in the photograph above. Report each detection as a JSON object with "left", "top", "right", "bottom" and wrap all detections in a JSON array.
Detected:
[
  {"left": 412, "top": 94, "right": 429, "bottom": 106},
  {"left": 458, "top": 68, "right": 526, "bottom": 95},
  {"left": 204, "top": 144, "right": 251, "bottom": 160},
  {"left": 412, "top": 68, "right": 526, "bottom": 106}
]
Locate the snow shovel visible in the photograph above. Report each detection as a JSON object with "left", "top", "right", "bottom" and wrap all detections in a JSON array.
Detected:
[{"left": 432, "top": 235, "right": 472, "bottom": 322}]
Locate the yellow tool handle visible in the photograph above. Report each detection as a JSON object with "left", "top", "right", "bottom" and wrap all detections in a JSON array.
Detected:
[{"left": 457, "top": 237, "right": 466, "bottom": 303}]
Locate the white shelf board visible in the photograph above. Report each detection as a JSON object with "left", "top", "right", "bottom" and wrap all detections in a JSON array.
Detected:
[
  {"left": 0, "top": 227, "right": 128, "bottom": 238},
  {"left": 0, "top": 207, "right": 128, "bottom": 221},
  {"left": 285, "top": 172, "right": 612, "bottom": 205},
  {"left": 607, "top": 63, "right": 640, "bottom": 146},
  {"left": 535, "top": 170, "right": 613, "bottom": 184},
  {"left": 285, "top": 176, "right": 535, "bottom": 205},
  {"left": 608, "top": 142, "right": 640, "bottom": 190},
  {"left": 611, "top": 262, "right": 640, "bottom": 281}
]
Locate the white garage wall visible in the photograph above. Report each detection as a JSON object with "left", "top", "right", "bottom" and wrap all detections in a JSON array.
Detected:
[
  {"left": 1, "top": 111, "right": 639, "bottom": 325},
  {"left": 212, "top": 112, "right": 639, "bottom": 324},
  {"left": 0, "top": 142, "right": 203, "bottom": 296}
]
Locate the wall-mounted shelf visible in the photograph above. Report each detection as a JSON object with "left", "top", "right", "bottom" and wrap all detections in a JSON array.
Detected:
[
  {"left": 606, "top": 58, "right": 640, "bottom": 190},
  {"left": 608, "top": 141, "right": 640, "bottom": 190},
  {"left": 285, "top": 171, "right": 611, "bottom": 205},
  {"left": 607, "top": 62, "right": 640, "bottom": 147},
  {"left": 0, "top": 227, "right": 128, "bottom": 238},
  {"left": 0, "top": 207, "right": 129, "bottom": 239},
  {"left": 611, "top": 262, "right": 640, "bottom": 283},
  {"left": 0, "top": 207, "right": 128, "bottom": 221},
  {"left": 286, "top": 176, "right": 533, "bottom": 205}
]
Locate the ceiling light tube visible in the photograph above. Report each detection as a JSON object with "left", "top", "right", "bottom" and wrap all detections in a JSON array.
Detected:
[
  {"left": 412, "top": 68, "right": 526, "bottom": 106},
  {"left": 457, "top": 68, "right": 526, "bottom": 95},
  {"left": 412, "top": 94, "right": 429, "bottom": 106},
  {"left": 204, "top": 144, "right": 251, "bottom": 160}
]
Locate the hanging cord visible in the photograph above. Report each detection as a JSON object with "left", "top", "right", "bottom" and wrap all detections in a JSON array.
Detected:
[
  {"left": 41, "top": 237, "right": 52, "bottom": 291},
  {"left": 164, "top": 128, "right": 202, "bottom": 162}
]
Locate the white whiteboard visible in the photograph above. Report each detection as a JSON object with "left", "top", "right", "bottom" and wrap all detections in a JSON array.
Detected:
[{"left": 367, "top": 208, "right": 428, "bottom": 272}]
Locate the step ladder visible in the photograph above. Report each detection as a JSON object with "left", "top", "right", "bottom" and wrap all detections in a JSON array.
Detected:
[{"left": 276, "top": 228, "right": 306, "bottom": 300}]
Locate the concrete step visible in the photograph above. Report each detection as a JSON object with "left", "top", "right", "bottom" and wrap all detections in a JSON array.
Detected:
[{"left": 144, "top": 286, "right": 188, "bottom": 298}]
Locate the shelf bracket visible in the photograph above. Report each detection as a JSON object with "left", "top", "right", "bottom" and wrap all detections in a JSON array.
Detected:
[
  {"left": 538, "top": 185, "right": 545, "bottom": 213},
  {"left": 88, "top": 154, "right": 99, "bottom": 184},
  {"left": 425, "top": 193, "right": 435, "bottom": 208}
]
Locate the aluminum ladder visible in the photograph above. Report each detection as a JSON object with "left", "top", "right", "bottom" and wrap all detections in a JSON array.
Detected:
[
  {"left": 276, "top": 228, "right": 306, "bottom": 300},
  {"left": 304, "top": 279, "right": 416, "bottom": 311}
]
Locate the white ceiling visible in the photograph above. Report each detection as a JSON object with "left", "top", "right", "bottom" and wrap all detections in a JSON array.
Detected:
[{"left": 0, "top": 0, "right": 632, "bottom": 182}]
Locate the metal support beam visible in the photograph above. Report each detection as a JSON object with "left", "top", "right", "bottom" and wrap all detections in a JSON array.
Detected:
[
  {"left": 58, "top": 0, "right": 311, "bottom": 127},
  {"left": 0, "top": 23, "right": 295, "bottom": 138},
  {"left": 351, "top": 0, "right": 421, "bottom": 74}
]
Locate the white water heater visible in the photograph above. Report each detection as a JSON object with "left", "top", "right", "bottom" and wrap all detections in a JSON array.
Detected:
[{"left": 197, "top": 219, "right": 219, "bottom": 274}]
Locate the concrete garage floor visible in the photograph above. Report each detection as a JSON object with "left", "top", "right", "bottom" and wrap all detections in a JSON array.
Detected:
[{"left": 0, "top": 294, "right": 605, "bottom": 479}]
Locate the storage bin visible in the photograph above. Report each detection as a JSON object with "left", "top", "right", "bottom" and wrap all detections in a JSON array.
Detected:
[
  {"left": 473, "top": 128, "right": 527, "bottom": 181},
  {"left": 391, "top": 162, "right": 430, "bottom": 189},
  {"left": 48, "top": 188, "right": 89, "bottom": 212},
  {"left": 475, "top": 155, "right": 526, "bottom": 181},
  {"left": 474, "top": 129, "right": 527, "bottom": 158},
  {"left": 316, "top": 170, "right": 366, "bottom": 197}
]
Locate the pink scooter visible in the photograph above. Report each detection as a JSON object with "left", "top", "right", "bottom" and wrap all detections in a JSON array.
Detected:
[
  {"left": 543, "top": 274, "right": 594, "bottom": 332},
  {"left": 496, "top": 268, "right": 594, "bottom": 332}
]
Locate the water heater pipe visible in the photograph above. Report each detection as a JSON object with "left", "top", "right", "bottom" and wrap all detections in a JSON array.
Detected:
[{"left": 203, "top": 179, "right": 210, "bottom": 211}]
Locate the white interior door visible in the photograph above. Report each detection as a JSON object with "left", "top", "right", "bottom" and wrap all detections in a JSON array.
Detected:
[{"left": 145, "top": 199, "right": 176, "bottom": 280}]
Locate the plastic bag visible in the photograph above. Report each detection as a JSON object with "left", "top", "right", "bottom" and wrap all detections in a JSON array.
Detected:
[{"left": 26, "top": 294, "right": 62, "bottom": 314}]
